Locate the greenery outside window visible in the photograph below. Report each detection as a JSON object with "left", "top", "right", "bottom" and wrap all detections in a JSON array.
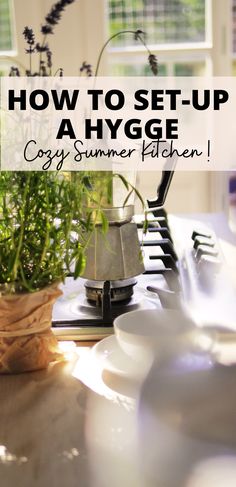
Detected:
[{"left": 107, "top": 0, "right": 210, "bottom": 76}]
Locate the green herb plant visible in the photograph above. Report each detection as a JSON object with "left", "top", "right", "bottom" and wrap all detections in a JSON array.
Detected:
[{"left": 0, "top": 172, "right": 90, "bottom": 293}]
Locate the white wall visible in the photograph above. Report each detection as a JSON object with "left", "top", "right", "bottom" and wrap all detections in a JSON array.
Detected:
[
  {"left": 13, "top": 0, "right": 107, "bottom": 75},
  {"left": 135, "top": 172, "right": 211, "bottom": 213}
]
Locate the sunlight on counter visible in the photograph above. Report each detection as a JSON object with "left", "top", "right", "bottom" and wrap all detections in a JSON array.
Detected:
[
  {"left": 186, "top": 456, "right": 236, "bottom": 487},
  {"left": 0, "top": 445, "right": 28, "bottom": 466}
]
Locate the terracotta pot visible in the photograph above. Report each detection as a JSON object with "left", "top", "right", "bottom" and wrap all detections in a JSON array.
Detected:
[{"left": 0, "top": 284, "right": 63, "bottom": 374}]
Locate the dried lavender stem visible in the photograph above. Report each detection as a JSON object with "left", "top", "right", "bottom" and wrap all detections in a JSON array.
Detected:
[{"left": 94, "top": 30, "right": 152, "bottom": 77}]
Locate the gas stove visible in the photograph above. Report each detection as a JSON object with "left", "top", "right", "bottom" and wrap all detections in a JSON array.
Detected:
[{"left": 52, "top": 209, "right": 236, "bottom": 341}]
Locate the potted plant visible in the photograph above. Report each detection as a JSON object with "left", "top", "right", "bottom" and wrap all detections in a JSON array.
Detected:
[
  {"left": 0, "top": 171, "right": 100, "bottom": 373},
  {"left": 0, "top": 0, "right": 156, "bottom": 374}
]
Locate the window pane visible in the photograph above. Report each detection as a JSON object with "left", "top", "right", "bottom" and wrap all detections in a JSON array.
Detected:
[
  {"left": 110, "top": 58, "right": 167, "bottom": 75},
  {"left": 174, "top": 61, "right": 206, "bottom": 76},
  {"left": 109, "top": 0, "right": 206, "bottom": 47},
  {"left": 109, "top": 57, "right": 206, "bottom": 76},
  {"left": 0, "top": 0, "right": 13, "bottom": 51}
]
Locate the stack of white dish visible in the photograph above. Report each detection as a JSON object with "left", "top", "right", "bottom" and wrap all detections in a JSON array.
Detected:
[
  {"left": 89, "top": 309, "right": 236, "bottom": 487},
  {"left": 89, "top": 308, "right": 213, "bottom": 399}
]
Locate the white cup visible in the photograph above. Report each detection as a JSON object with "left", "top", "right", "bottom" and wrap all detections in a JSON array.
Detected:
[{"left": 114, "top": 308, "right": 210, "bottom": 369}]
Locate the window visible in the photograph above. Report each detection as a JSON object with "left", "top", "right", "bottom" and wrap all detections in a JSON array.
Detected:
[
  {"left": 107, "top": 0, "right": 210, "bottom": 76},
  {"left": 109, "top": 0, "right": 206, "bottom": 46}
]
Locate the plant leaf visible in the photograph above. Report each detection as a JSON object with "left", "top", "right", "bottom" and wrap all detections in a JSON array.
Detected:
[
  {"left": 82, "top": 175, "right": 92, "bottom": 189},
  {"left": 123, "top": 189, "right": 133, "bottom": 207},
  {"left": 114, "top": 173, "right": 129, "bottom": 191},
  {"left": 100, "top": 211, "right": 109, "bottom": 234},
  {"left": 74, "top": 252, "right": 86, "bottom": 279}
]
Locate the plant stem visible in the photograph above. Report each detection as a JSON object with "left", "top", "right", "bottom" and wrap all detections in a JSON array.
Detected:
[
  {"left": 94, "top": 30, "right": 151, "bottom": 77},
  {"left": 39, "top": 34, "right": 47, "bottom": 75},
  {"left": 53, "top": 68, "right": 62, "bottom": 76},
  {"left": 12, "top": 174, "right": 31, "bottom": 282},
  {"left": 29, "top": 175, "right": 50, "bottom": 286},
  {"left": 29, "top": 48, "right": 32, "bottom": 75},
  {"left": 19, "top": 263, "right": 32, "bottom": 292}
]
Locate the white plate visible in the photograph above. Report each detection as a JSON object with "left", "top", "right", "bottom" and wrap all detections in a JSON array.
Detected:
[
  {"left": 72, "top": 335, "right": 151, "bottom": 401},
  {"left": 92, "top": 335, "right": 151, "bottom": 381}
]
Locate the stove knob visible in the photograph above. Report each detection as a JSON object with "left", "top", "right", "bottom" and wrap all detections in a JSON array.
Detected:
[
  {"left": 192, "top": 229, "right": 213, "bottom": 240},
  {"left": 197, "top": 255, "right": 222, "bottom": 291},
  {"left": 193, "top": 235, "right": 215, "bottom": 250},
  {"left": 197, "top": 255, "right": 222, "bottom": 274},
  {"left": 195, "top": 244, "right": 219, "bottom": 262}
]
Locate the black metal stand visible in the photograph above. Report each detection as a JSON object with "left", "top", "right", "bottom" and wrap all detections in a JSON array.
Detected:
[{"left": 52, "top": 280, "right": 114, "bottom": 327}]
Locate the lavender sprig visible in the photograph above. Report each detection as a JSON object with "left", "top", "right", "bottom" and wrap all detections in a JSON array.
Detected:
[
  {"left": 9, "top": 67, "right": 20, "bottom": 76},
  {"left": 46, "top": 50, "right": 52, "bottom": 75},
  {"left": 35, "top": 42, "right": 49, "bottom": 53},
  {"left": 23, "top": 27, "right": 35, "bottom": 74},
  {"left": 41, "top": 0, "right": 76, "bottom": 35},
  {"left": 80, "top": 61, "right": 93, "bottom": 77},
  {"left": 41, "top": 25, "right": 53, "bottom": 35},
  {"left": 10, "top": 1, "right": 76, "bottom": 77},
  {"left": 134, "top": 29, "right": 145, "bottom": 40},
  {"left": 40, "top": 61, "right": 47, "bottom": 76},
  {"left": 148, "top": 54, "right": 158, "bottom": 76},
  {"left": 37, "top": 0, "right": 76, "bottom": 74},
  {"left": 23, "top": 27, "right": 35, "bottom": 46}
]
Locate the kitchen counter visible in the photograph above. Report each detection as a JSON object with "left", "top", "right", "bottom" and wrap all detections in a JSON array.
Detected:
[
  {"left": 2, "top": 340, "right": 236, "bottom": 487},
  {"left": 0, "top": 358, "right": 90, "bottom": 487},
  {"left": 0, "top": 346, "right": 143, "bottom": 487}
]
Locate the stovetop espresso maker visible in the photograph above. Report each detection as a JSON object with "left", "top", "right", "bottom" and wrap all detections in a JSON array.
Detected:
[{"left": 81, "top": 168, "right": 175, "bottom": 310}]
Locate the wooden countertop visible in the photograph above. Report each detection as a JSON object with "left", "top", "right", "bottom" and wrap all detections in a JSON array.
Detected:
[
  {"left": 0, "top": 358, "right": 91, "bottom": 487},
  {"left": 0, "top": 346, "right": 142, "bottom": 487}
]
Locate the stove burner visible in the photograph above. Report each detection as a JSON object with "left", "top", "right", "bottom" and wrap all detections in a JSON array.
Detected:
[
  {"left": 84, "top": 278, "right": 137, "bottom": 305},
  {"left": 52, "top": 208, "right": 182, "bottom": 334}
]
